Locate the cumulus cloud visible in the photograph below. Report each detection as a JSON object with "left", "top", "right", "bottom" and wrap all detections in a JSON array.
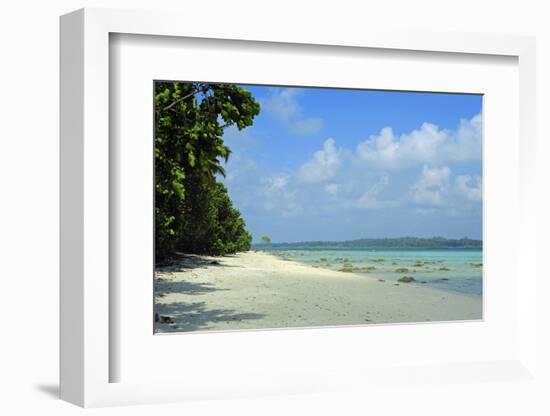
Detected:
[
  {"left": 456, "top": 175, "right": 482, "bottom": 201},
  {"left": 262, "top": 88, "right": 323, "bottom": 135},
  {"left": 298, "top": 138, "right": 342, "bottom": 182},
  {"left": 356, "top": 114, "right": 482, "bottom": 170},
  {"left": 221, "top": 111, "right": 482, "bottom": 242},
  {"left": 413, "top": 165, "right": 451, "bottom": 206}
]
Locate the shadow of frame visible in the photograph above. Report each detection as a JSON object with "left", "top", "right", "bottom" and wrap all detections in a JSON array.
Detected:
[{"left": 34, "top": 383, "right": 59, "bottom": 399}]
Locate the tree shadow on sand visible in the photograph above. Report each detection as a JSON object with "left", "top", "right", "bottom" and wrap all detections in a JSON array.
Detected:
[
  {"left": 155, "top": 279, "right": 229, "bottom": 297},
  {"left": 155, "top": 301, "right": 265, "bottom": 332},
  {"left": 156, "top": 254, "right": 242, "bottom": 273}
]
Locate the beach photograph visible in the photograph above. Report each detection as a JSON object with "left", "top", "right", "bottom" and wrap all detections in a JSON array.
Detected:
[{"left": 154, "top": 82, "right": 483, "bottom": 333}]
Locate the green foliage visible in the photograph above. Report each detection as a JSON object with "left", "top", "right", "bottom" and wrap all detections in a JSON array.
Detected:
[
  {"left": 155, "top": 81, "right": 259, "bottom": 261},
  {"left": 177, "top": 182, "right": 252, "bottom": 255},
  {"left": 260, "top": 235, "right": 272, "bottom": 244}
]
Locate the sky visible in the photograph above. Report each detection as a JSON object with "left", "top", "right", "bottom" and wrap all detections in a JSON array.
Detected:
[{"left": 219, "top": 85, "right": 483, "bottom": 243}]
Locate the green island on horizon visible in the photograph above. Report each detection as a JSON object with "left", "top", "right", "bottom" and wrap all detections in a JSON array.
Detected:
[{"left": 252, "top": 236, "right": 482, "bottom": 249}]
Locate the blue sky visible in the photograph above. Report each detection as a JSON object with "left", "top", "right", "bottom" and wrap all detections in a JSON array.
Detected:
[{"left": 219, "top": 85, "right": 483, "bottom": 243}]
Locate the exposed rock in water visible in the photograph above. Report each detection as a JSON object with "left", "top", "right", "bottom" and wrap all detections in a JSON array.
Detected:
[
  {"left": 441, "top": 278, "right": 449, "bottom": 281},
  {"left": 158, "top": 315, "right": 175, "bottom": 324},
  {"left": 439, "top": 267, "right": 450, "bottom": 271},
  {"left": 398, "top": 276, "right": 415, "bottom": 283},
  {"left": 395, "top": 267, "right": 409, "bottom": 273}
]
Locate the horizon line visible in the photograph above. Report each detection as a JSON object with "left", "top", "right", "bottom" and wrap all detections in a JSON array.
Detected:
[{"left": 252, "top": 236, "right": 483, "bottom": 244}]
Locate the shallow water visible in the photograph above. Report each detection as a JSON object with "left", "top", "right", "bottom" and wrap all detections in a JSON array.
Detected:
[{"left": 261, "top": 248, "right": 482, "bottom": 296}]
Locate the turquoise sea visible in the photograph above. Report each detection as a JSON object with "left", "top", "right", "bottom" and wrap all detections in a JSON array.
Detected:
[{"left": 260, "top": 248, "right": 482, "bottom": 296}]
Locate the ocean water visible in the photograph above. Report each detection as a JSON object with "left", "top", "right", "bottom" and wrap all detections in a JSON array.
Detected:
[{"left": 261, "top": 248, "right": 482, "bottom": 296}]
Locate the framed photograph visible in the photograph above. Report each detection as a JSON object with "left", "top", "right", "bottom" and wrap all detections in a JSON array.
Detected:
[
  {"left": 60, "top": 8, "right": 537, "bottom": 407},
  {"left": 152, "top": 82, "right": 483, "bottom": 334}
]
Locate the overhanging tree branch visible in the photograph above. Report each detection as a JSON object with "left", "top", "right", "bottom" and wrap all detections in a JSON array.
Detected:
[{"left": 161, "top": 90, "right": 198, "bottom": 112}]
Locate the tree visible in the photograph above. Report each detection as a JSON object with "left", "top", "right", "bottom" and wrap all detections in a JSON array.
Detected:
[
  {"left": 177, "top": 182, "right": 252, "bottom": 255},
  {"left": 208, "top": 182, "right": 252, "bottom": 254},
  {"left": 154, "top": 82, "right": 260, "bottom": 261},
  {"left": 260, "top": 235, "right": 272, "bottom": 244}
]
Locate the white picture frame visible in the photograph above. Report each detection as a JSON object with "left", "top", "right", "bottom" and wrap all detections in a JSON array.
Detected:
[{"left": 60, "top": 7, "right": 537, "bottom": 408}]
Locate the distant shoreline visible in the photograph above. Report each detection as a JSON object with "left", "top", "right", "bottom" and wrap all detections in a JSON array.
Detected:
[
  {"left": 254, "top": 246, "right": 482, "bottom": 251},
  {"left": 252, "top": 237, "right": 482, "bottom": 250}
]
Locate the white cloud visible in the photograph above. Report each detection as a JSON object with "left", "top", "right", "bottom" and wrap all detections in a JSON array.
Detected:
[
  {"left": 413, "top": 165, "right": 451, "bottom": 206},
  {"left": 357, "top": 174, "right": 396, "bottom": 209},
  {"left": 221, "top": 111, "right": 482, "bottom": 238},
  {"left": 356, "top": 114, "right": 482, "bottom": 170},
  {"left": 356, "top": 127, "right": 401, "bottom": 168},
  {"left": 269, "top": 175, "right": 289, "bottom": 190},
  {"left": 262, "top": 88, "right": 299, "bottom": 120},
  {"left": 456, "top": 175, "right": 482, "bottom": 201},
  {"left": 298, "top": 138, "right": 342, "bottom": 182},
  {"left": 252, "top": 174, "right": 305, "bottom": 218},
  {"left": 262, "top": 88, "right": 323, "bottom": 135}
]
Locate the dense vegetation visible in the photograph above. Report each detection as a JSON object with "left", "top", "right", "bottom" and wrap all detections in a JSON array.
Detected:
[
  {"left": 155, "top": 81, "right": 259, "bottom": 262},
  {"left": 254, "top": 237, "right": 482, "bottom": 250}
]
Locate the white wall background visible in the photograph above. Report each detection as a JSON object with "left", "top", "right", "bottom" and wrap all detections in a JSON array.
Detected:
[{"left": 0, "top": 1, "right": 548, "bottom": 414}]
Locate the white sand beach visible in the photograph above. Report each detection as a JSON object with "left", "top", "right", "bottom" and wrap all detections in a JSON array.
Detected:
[{"left": 155, "top": 251, "right": 482, "bottom": 332}]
